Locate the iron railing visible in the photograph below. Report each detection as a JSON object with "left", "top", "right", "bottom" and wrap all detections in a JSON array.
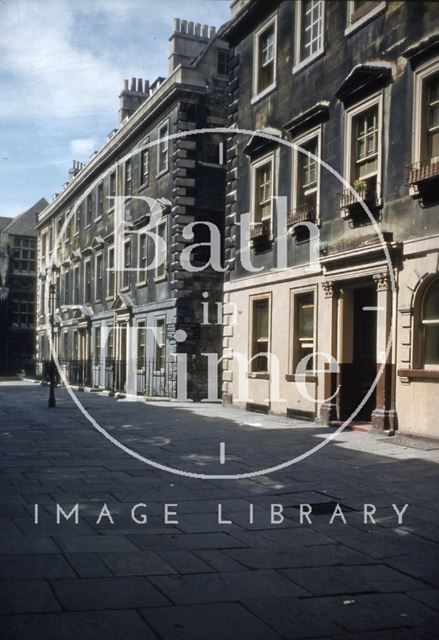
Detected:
[
  {"left": 287, "top": 204, "right": 317, "bottom": 227},
  {"left": 406, "top": 158, "right": 439, "bottom": 185},
  {"left": 337, "top": 187, "right": 376, "bottom": 209},
  {"left": 249, "top": 218, "right": 271, "bottom": 241}
]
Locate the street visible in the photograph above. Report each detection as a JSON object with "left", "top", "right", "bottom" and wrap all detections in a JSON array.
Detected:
[{"left": 0, "top": 382, "right": 438, "bottom": 639}]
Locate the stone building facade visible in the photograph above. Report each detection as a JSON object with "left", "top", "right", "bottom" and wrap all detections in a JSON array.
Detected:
[
  {"left": 0, "top": 199, "right": 47, "bottom": 376},
  {"left": 221, "top": 0, "right": 439, "bottom": 438},
  {"left": 36, "top": 20, "right": 228, "bottom": 400}
]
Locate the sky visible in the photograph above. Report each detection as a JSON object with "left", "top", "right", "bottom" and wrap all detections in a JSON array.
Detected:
[{"left": 0, "top": 0, "right": 231, "bottom": 218}]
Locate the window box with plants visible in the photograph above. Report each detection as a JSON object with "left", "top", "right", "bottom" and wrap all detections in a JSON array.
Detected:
[
  {"left": 250, "top": 218, "right": 272, "bottom": 243},
  {"left": 338, "top": 179, "right": 381, "bottom": 219}
]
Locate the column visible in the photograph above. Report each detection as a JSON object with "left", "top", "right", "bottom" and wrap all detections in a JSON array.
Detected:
[
  {"left": 320, "top": 281, "right": 340, "bottom": 425},
  {"left": 371, "top": 272, "right": 398, "bottom": 434}
]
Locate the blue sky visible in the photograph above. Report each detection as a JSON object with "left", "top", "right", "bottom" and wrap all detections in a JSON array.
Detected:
[{"left": 0, "top": 0, "right": 231, "bottom": 217}]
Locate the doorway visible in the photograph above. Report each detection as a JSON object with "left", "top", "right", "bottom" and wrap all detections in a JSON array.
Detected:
[{"left": 341, "top": 285, "right": 377, "bottom": 422}]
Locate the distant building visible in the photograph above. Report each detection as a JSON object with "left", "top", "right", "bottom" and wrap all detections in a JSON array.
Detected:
[
  {"left": 0, "top": 199, "right": 48, "bottom": 376},
  {"left": 36, "top": 20, "right": 228, "bottom": 399}
]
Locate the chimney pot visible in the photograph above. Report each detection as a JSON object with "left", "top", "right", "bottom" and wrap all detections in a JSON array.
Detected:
[
  {"left": 174, "top": 18, "right": 180, "bottom": 32},
  {"left": 124, "top": 79, "right": 129, "bottom": 90},
  {"left": 181, "top": 19, "right": 187, "bottom": 33},
  {"left": 131, "top": 77, "right": 136, "bottom": 90},
  {"left": 144, "top": 79, "right": 150, "bottom": 93},
  {"left": 201, "top": 24, "right": 208, "bottom": 38},
  {"left": 137, "top": 77, "right": 142, "bottom": 92},
  {"left": 188, "top": 21, "right": 194, "bottom": 35},
  {"left": 195, "top": 22, "right": 201, "bottom": 36},
  {"left": 209, "top": 26, "right": 216, "bottom": 38}
]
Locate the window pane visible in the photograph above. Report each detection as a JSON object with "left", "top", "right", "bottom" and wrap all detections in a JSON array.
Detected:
[
  {"left": 255, "top": 300, "right": 268, "bottom": 340},
  {"left": 252, "top": 298, "right": 269, "bottom": 372},
  {"left": 254, "top": 161, "right": 272, "bottom": 221},
  {"left": 258, "top": 25, "right": 275, "bottom": 92},
  {"left": 423, "top": 281, "right": 439, "bottom": 320},
  {"left": 424, "top": 325, "right": 439, "bottom": 365},
  {"left": 301, "top": 0, "right": 323, "bottom": 61}
]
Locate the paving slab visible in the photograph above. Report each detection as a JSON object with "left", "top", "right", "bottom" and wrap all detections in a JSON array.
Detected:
[
  {"left": 51, "top": 576, "right": 170, "bottom": 610},
  {"left": 140, "top": 602, "right": 281, "bottom": 640},
  {"left": 0, "top": 610, "right": 158, "bottom": 640},
  {"left": 149, "top": 570, "right": 309, "bottom": 604},
  {"left": 0, "top": 384, "right": 438, "bottom": 638}
]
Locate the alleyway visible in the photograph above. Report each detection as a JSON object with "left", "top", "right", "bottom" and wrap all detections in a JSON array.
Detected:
[{"left": 0, "top": 382, "right": 438, "bottom": 639}]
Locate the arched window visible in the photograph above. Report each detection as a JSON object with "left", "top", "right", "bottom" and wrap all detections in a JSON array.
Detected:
[{"left": 422, "top": 278, "right": 439, "bottom": 368}]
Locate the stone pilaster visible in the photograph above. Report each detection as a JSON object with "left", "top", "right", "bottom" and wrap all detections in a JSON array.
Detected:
[{"left": 371, "top": 272, "right": 398, "bottom": 434}]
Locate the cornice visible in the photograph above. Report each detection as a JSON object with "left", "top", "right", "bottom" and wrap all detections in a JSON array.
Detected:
[{"left": 37, "top": 65, "right": 208, "bottom": 227}]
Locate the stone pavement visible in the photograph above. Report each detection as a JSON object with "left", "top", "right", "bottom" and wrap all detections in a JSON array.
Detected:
[{"left": 0, "top": 381, "right": 438, "bottom": 639}]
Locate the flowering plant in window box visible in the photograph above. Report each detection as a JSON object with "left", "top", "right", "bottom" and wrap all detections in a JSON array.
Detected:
[
  {"left": 250, "top": 218, "right": 271, "bottom": 242},
  {"left": 338, "top": 179, "right": 381, "bottom": 219}
]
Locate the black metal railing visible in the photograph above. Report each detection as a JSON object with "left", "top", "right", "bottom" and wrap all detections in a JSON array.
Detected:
[
  {"left": 37, "top": 356, "right": 179, "bottom": 399},
  {"left": 59, "top": 359, "right": 92, "bottom": 387},
  {"left": 249, "top": 218, "right": 271, "bottom": 241},
  {"left": 103, "top": 357, "right": 177, "bottom": 397},
  {"left": 142, "top": 357, "right": 178, "bottom": 398},
  {"left": 406, "top": 158, "right": 439, "bottom": 185},
  {"left": 287, "top": 203, "right": 318, "bottom": 227}
]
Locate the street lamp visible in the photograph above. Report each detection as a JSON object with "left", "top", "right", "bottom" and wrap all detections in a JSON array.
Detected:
[
  {"left": 48, "top": 280, "right": 57, "bottom": 408},
  {"left": 39, "top": 264, "right": 60, "bottom": 408}
]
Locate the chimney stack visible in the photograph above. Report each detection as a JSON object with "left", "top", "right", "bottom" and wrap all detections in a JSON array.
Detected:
[
  {"left": 119, "top": 77, "right": 150, "bottom": 124},
  {"left": 68, "top": 160, "right": 84, "bottom": 180},
  {"left": 168, "top": 18, "right": 218, "bottom": 73}
]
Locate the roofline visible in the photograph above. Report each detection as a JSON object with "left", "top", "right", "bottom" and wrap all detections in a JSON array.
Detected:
[{"left": 37, "top": 64, "right": 208, "bottom": 227}]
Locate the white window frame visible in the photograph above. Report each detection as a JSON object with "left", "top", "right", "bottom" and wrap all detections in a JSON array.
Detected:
[
  {"left": 40, "top": 231, "right": 47, "bottom": 266},
  {"left": 343, "top": 92, "right": 383, "bottom": 200},
  {"left": 250, "top": 152, "right": 275, "bottom": 223},
  {"left": 137, "top": 230, "right": 148, "bottom": 286},
  {"left": 106, "top": 244, "right": 115, "bottom": 300},
  {"left": 95, "top": 251, "right": 103, "bottom": 302},
  {"left": 73, "top": 263, "right": 80, "bottom": 305},
  {"left": 292, "top": 126, "right": 322, "bottom": 226},
  {"left": 412, "top": 57, "right": 439, "bottom": 166},
  {"left": 252, "top": 13, "right": 278, "bottom": 103},
  {"left": 108, "top": 170, "right": 117, "bottom": 211},
  {"left": 345, "top": 1, "right": 386, "bottom": 36},
  {"left": 83, "top": 257, "right": 92, "bottom": 304},
  {"left": 124, "top": 159, "right": 132, "bottom": 197},
  {"left": 293, "top": 0, "right": 325, "bottom": 74},
  {"left": 85, "top": 194, "right": 93, "bottom": 228},
  {"left": 136, "top": 319, "right": 147, "bottom": 371},
  {"left": 249, "top": 293, "right": 271, "bottom": 374},
  {"left": 290, "top": 287, "right": 317, "bottom": 374},
  {"left": 74, "top": 206, "right": 81, "bottom": 237},
  {"left": 96, "top": 181, "right": 104, "bottom": 220},
  {"left": 121, "top": 238, "right": 131, "bottom": 291},
  {"left": 157, "top": 119, "right": 170, "bottom": 177},
  {"left": 94, "top": 325, "right": 102, "bottom": 366},
  {"left": 420, "top": 278, "right": 439, "bottom": 370},
  {"left": 140, "top": 145, "right": 150, "bottom": 186},
  {"left": 154, "top": 219, "right": 167, "bottom": 282}
]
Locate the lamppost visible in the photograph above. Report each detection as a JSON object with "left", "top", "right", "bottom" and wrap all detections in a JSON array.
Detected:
[
  {"left": 48, "top": 279, "right": 57, "bottom": 408},
  {"left": 39, "top": 265, "right": 60, "bottom": 408}
]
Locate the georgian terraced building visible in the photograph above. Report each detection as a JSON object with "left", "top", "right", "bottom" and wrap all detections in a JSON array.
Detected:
[
  {"left": 221, "top": 0, "right": 439, "bottom": 438},
  {"left": 36, "top": 19, "right": 228, "bottom": 400}
]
